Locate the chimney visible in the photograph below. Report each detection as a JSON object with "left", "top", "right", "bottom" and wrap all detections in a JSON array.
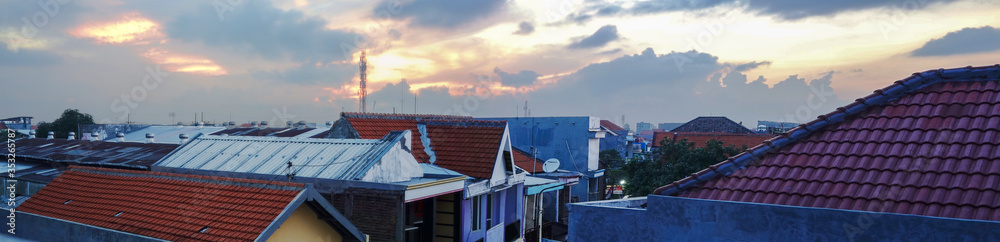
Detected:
[
  {"left": 46, "top": 131, "right": 54, "bottom": 139},
  {"left": 28, "top": 130, "right": 35, "bottom": 139},
  {"left": 251, "top": 121, "right": 258, "bottom": 128},
  {"left": 286, "top": 121, "right": 293, "bottom": 128},
  {"left": 67, "top": 132, "right": 75, "bottom": 140},
  {"left": 116, "top": 132, "right": 125, "bottom": 142},
  {"left": 145, "top": 133, "right": 155, "bottom": 143},
  {"left": 260, "top": 121, "right": 268, "bottom": 129},
  {"left": 91, "top": 133, "right": 100, "bottom": 141},
  {"left": 179, "top": 133, "right": 190, "bottom": 144},
  {"left": 297, "top": 121, "right": 307, "bottom": 130}
]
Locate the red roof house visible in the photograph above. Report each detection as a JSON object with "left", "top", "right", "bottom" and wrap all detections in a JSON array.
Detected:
[
  {"left": 654, "top": 65, "right": 1000, "bottom": 221},
  {"left": 17, "top": 166, "right": 366, "bottom": 241}
]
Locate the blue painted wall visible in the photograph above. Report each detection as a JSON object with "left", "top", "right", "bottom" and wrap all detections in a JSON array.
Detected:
[
  {"left": 568, "top": 195, "right": 1000, "bottom": 241},
  {"left": 481, "top": 117, "right": 601, "bottom": 202},
  {"left": 461, "top": 184, "right": 524, "bottom": 242}
]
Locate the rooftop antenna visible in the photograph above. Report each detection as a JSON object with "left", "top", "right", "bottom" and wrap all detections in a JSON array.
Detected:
[{"left": 359, "top": 49, "right": 368, "bottom": 113}]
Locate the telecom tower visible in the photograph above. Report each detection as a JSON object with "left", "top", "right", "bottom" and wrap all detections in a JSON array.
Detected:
[{"left": 359, "top": 50, "right": 368, "bottom": 113}]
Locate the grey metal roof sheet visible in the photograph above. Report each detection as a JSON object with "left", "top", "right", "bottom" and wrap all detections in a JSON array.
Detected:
[{"left": 154, "top": 133, "right": 404, "bottom": 181}]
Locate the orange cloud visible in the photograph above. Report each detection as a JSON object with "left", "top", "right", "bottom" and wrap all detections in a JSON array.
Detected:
[
  {"left": 143, "top": 49, "right": 227, "bottom": 76},
  {"left": 72, "top": 13, "right": 164, "bottom": 45}
]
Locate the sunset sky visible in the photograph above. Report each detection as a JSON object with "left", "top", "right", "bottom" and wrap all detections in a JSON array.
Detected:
[{"left": 2, "top": 0, "right": 999, "bottom": 127}]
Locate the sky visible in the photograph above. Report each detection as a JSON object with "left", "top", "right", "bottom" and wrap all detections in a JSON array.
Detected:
[{"left": 2, "top": 0, "right": 999, "bottom": 128}]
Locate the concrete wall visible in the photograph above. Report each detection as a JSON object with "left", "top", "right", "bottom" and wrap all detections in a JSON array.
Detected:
[
  {"left": 568, "top": 195, "right": 1000, "bottom": 242},
  {"left": 13, "top": 212, "right": 164, "bottom": 242},
  {"left": 482, "top": 117, "right": 601, "bottom": 202}
]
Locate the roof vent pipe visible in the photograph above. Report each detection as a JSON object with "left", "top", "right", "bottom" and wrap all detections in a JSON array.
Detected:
[
  {"left": 28, "top": 130, "right": 35, "bottom": 139},
  {"left": 196, "top": 122, "right": 204, "bottom": 129},
  {"left": 251, "top": 121, "right": 258, "bottom": 128},
  {"left": 179, "top": 133, "right": 190, "bottom": 144},
  {"left": 91, "top": 133, "right": 100, "bottom": 141},
  {"left": 47, "top": 131, "right": 54, "bottom": 140},
  {"left": 117, "top": 132, "right": 125, "bottom": 142},
  {"left": 297, "top": 121, "right": 307, "bottom": 130},
  {"left": 177, "top": 122, "right": 184, "bottom": 129},
  {"left": 67, "top": 132, "right": 76, "bottom": 140},
  {"left": 260, "top": 121, "right": 268, "bottom": 129},
  {"left": 286, "top": 121, "right": 293, "bottom": 128},
  {"left": 145, "top": 133, "right": 155, "bottom": 143},
  {"left": 325, "top": 121, "right": 333, "bottom": 128},
  {"left": 228, "top": 121, "right": 235, "bottom": 129}
]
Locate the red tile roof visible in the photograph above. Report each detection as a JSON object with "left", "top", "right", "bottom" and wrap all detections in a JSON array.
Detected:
[
  {"left": 0, "top": 122, "right": 7, "bottom": 129},
  {"left": 424, "top": 121, "right": 507, "bottom": 179},
  {"left": 513, "top": 147, "right": 544, "bottom": 173},
  {"left": 651, "top": 132, "right": 777, "bottom": 149},
  {"left": 655, "top": 65, "right": 1000, "bottom": 222},
  {"left": 19, "top": 166, "right": 306, "bottom": 241},
  {"left": 342, "top": 112, "right": 473, "bottom": 164},
  {"left": 600, "top": 120, "right": 625, "bottom": 132}
]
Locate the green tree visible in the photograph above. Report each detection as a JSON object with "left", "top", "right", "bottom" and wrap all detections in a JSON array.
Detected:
[
  {"left": 35, "top": 109, "right": 95, "bottom": 139},
  {"left": 620, "top": 138, "right": 746, "bottom": 196}
]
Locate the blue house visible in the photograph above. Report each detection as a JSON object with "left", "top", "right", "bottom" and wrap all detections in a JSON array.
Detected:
[{"left": 480, "top": 116, "right": 607, "bottom": 203}]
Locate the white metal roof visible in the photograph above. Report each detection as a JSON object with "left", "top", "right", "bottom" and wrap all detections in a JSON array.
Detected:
[
  {"left": 153, "top": 131, "right": 414, "bottom": 182},
  {"left": 97, "top": 125, "right": 226, "bottom": 143}
]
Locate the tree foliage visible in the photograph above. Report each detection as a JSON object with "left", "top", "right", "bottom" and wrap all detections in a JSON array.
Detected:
[
  {"left": 35, "top": 109, "right": 95, "bottom": 139},
  {"left": 619, "top": 138, "right": 746, "bottom": 196}
]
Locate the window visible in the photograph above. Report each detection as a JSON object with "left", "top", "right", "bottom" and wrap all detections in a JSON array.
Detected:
[
  {"left": 486, "top": 192, "right": 493, "bottom": 227},
  {"left": 472, "top": 196, "right": 482, "bottom": 231}
]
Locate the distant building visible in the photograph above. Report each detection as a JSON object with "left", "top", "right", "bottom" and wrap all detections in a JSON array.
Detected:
[
  {"left": 651, "top": 132, "right": 777, "bottom": 149},
  {"left": 670, "top": 116, "right": 754, "bottom": 134},
  {"left": 657, "top": 123, "right": 683, "bottom": 131},
  {"left": 635, "top": 122, "right": 652, "bottom": 133},
  {"left": 756, "top": 120, "right": 799, "bottom": 133},
  {"left": 0, "top": 116, "right": 32, "bottom": 130},
  {"left": 16, "top": 166, "right": 366, "bottom": 241},
  {"left": 599, "top": 120, "right": 631, "bottom": 158},
  {"left": 569, "top": 66, "right": 1000, "bottom": 241}
]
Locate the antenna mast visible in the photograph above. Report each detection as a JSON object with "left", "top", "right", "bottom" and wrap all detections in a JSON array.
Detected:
[{"left": 359, "top": 50, "right": 368, "bottom": 113}]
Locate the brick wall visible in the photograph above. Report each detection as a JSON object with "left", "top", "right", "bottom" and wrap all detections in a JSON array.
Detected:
[{"left": 327, "top": 188, "right": 404, "bottom": 242}]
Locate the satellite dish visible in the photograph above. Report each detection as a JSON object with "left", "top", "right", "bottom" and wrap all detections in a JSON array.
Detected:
[{"left": 543, "top": 158, "right": 560, "bottom": 173}]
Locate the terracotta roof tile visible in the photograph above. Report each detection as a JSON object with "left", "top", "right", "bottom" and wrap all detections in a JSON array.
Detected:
[
  {"left": 512, "top": 147, "right": 544, "bottom": 173},
  {"left": 659, "top": 65, "right": 1000, "bottom": 222},
  {"left": 19, "top": 166, "right": 304, "bottom": 241}
]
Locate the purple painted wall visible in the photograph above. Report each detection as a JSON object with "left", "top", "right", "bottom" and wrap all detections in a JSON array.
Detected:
[{"left": 461, "top": 183, "right": 525, "bottom": 242}]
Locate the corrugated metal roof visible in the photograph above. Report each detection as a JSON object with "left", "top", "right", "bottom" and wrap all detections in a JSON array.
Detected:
[
  {"left": 154, "top": 132, "right": 407, "bottom": 182},
  {"left": 105, "top": 125, "right": 225, "bottom": 143}
]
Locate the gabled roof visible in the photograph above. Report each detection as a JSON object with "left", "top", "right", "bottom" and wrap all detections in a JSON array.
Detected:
[
  {"left": 512, "top": 146, "right": 545, "bottom": 173},
  {"left": 154, "top": 131, "right": 421, "bottom": 183},
  {"left": 600, "top": 120, "right": 626, "bottom": 135},
  {"left": 18, "top": 166, "right": 365, "bottom": 241},
  {"left": 331, "top": 112, "right": 510, "bottom": 179},
  {"left": 670, "top": 116, "right": 754, "bottom": 134},
  {"left": 655, "top": 65, "right": 1000, "bottom": 222},
  {"left": 651, "top": 132, "right": 777, "bottom": 148},
  {"left": 16, "top": 138, "right": 178, "bottom": 168},
  {"left": 423, "top": 120, "right": 508, "bottom": 179}
]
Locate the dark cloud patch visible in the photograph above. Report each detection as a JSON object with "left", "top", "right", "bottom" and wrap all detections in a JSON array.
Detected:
[
  {"left": 0, "top": 42, "right": 61, "bottom": 66},
  {"left": 564, "top": 0, "right": 957, "bottom": 23},
  {"left": 732, "top": 61, "right": 771, "bottom": 72},
  {"left": 911, "top": 26, "right": 1000, "bottom": 57},
  {"left": 250, "top": 63, "right": 356, "bottom": 85},
  {"left": 388, "top": 29, "right": 403, "bottom": 40},
  {"left": 513, "top": 21, "right": 535, "bottom": 35},
  {"left": 382, "top": 0, "right": 507, "bottom": 29},
  {"left": 493, "top": 67, "right": 539, "bottom": 87},
  {"left": 568, "top": 25, "right": 620, "bottom": 49},
  {"left": 165, "top": 1, "right": 360, "bottom": 63}
]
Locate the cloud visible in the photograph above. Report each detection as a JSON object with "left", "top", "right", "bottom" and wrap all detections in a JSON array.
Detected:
[
  {"left": 562, "top": 0, "right": 959, "bottom": 24},
  {"left": 383, "top": 0, "right": 508, "bottom": 29},
  {"left": 911, "top": 26, "right": 1000, "bottom": 57},
  {"left": 251, "top": 62, "right": 357, "bottom": 85},
  {"left": 493, "top": 67, "right": 539, "bottom": 87},
  {"left": 513, "top": 21, "right": 534, "bottom": 35},
  {"left": 165, "top": 1, "right": 361, "bottom": 63},
  {"left": 568, "top": 25, "right": 620, "bottom": 49},
  {"left": 0, "top": 42, "right": 61, "bottom": 66}
]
